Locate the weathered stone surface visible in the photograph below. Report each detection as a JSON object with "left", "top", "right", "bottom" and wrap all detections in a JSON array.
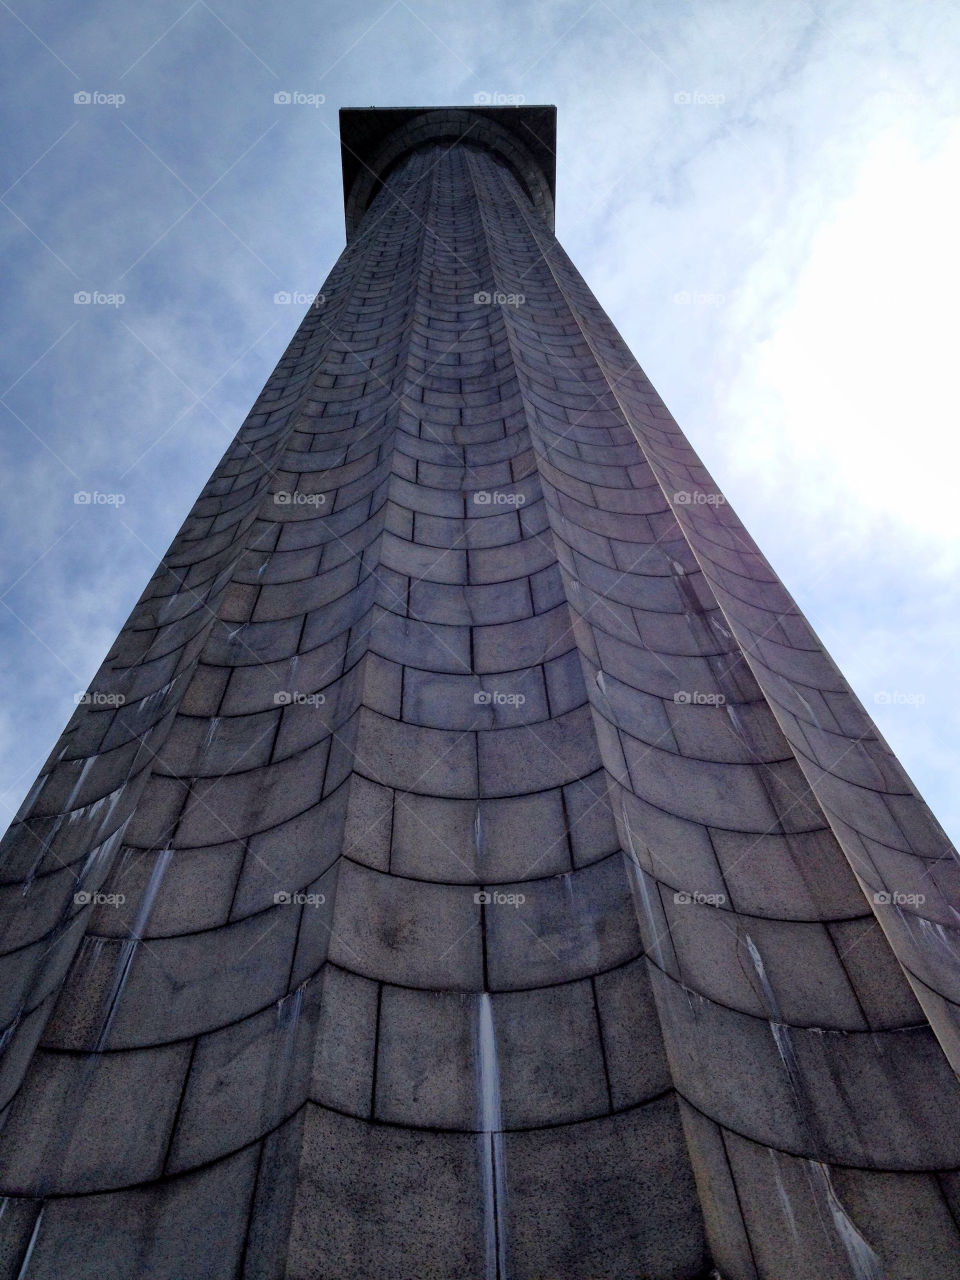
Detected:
[{"left": 0, "top": 104, "right": 957, "bottom": 1280}]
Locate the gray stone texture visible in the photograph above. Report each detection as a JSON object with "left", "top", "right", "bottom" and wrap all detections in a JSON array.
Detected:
[{"left": 1, "top": 105, "right": 958, "bottom": 1279}]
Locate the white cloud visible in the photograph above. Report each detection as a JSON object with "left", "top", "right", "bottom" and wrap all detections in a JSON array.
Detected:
[
  {"left": 724, "top": 121, "right": 960, "bottom": 547},
  {"left": 1, "top": 0, "right": 958, "bottom": 844}
]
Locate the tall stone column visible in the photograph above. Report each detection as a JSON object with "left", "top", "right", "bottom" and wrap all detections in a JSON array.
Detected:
[{"left": 1, "top": 106, "right": 959, "bottom": 1280}]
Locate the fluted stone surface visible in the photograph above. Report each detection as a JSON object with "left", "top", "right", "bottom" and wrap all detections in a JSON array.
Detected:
[{"left": 1, "top": 106, "right": 959, "bottom": 1280}]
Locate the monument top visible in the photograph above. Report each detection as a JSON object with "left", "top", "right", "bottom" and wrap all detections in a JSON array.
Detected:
[{"left": 338, "top": 105, "right": 557, "bottom": 239}]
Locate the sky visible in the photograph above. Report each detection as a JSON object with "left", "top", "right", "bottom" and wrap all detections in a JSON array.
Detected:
[{"left": 0, "top": 0, "right": 957, "bottom": 841}]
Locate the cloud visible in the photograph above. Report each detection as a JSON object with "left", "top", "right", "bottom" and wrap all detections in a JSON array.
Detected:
[{"left": 0, "top": 0, "right": 957, "bottom": 842}]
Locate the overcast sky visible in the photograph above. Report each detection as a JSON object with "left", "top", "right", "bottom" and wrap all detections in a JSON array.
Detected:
[{"left": 1, "top": 0, "right": 957, "bottom": 841}]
